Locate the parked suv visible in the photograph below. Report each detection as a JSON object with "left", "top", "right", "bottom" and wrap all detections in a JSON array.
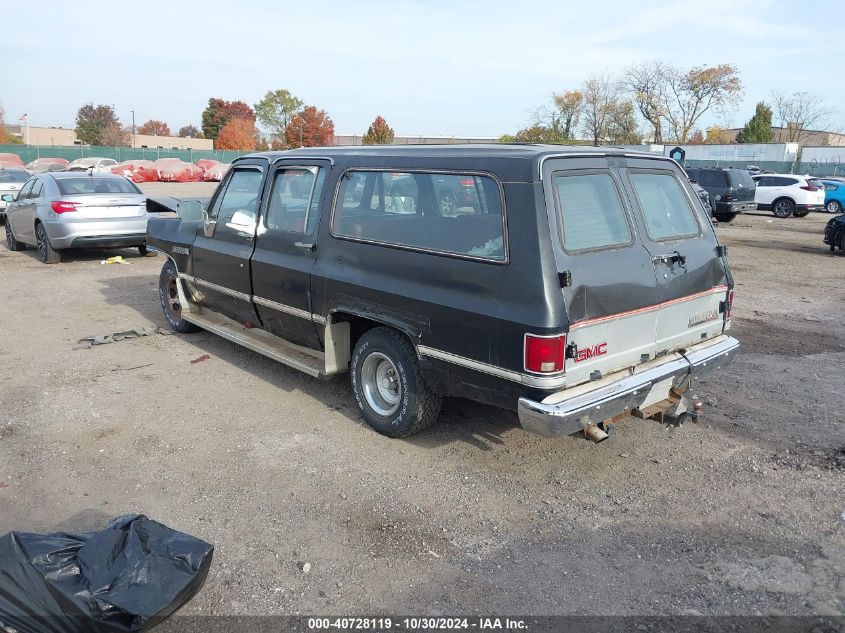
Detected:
[
  {"left": 684, "top": 167, "right": 756, "bottom": 222},
  {"left": 147, "top": 146, "right": 739, "bottom": 441},
  {"left": 751, "top": 174, "right": 825, "bottom": 218}
]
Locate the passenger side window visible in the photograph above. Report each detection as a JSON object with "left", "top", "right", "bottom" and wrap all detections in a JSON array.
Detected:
[
  {"left": 208, "top": 168, "right": 264, "bottom": 225},
  {"left": 30, "top": 180, "right": 44, "bottom": 198},
  {"left": 265, "top": 167, "right": 325, "bottom": 234},
  {"left": 333, "top": 170, "right": 505, "bottom": 260},
  {"left": 629, "top": 172, "right": 700, "bottom": 241},
  {"left": 553, "top": 172, "right": 631, "bottom": 252}
]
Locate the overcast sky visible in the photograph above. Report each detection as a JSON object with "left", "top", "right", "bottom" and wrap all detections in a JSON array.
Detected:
[{"left": 2, "top": 0, "right": 843, "bottom": 138}]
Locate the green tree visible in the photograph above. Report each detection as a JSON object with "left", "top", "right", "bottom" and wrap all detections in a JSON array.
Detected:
[
  {"left": 497, "top": 134, "right": 519, "bottom": 143},
  {"left": 75, "top": 103, "right": 121, "bottom": 145},
  {"left": 605, "top": 100, "right": 642, "bottom": 144},
  {"left": 254, "top": 89, "right": 303, "bottom": 148},
  {"left": 201, "top": 98, "right": 254, "bottom": 141},
  {"left": 362, "top": 116, "right": 395, "bottom": 144},
  {"left": 736, "top": 102, "right": 774, "bottom": 143}
]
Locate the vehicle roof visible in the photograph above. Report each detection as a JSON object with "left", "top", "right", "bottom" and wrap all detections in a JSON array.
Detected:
[
  {"left": 236, "top": 144, "right": 677, "bottom": 182},
  {"left": 752, "top": 173, "right": 808, "bottom": 178}
]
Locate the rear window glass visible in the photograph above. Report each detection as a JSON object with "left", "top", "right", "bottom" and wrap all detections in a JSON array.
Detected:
[
  {"left": 728, "top": 170, "right": 756, "bottom": 189},
  {"left": 332, "top": 171, "right": 505, "bottom": 260},
  {"left": 552, "top": 173, "right": 631, "bottom": 252},
  {"left": 56, "top": 177, "right": 141, "bottom": 195},
  {"left": 0, "top": 170, "right": 29, "bottom": 182},
  {"left": 629, "top": 173, "right": 700, "bottom": 241}
]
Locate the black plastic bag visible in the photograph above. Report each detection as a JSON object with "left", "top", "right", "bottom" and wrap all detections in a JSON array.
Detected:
[{"left": 0, "top": 514, "right": 213, "bottom": 633}]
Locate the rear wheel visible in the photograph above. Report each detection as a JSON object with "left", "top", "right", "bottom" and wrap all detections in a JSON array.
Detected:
[
  {"left": 35, "top": 223, "right": 60, "bottom": 264},
  {"left": 351, "top": 327, "right": 442, "bottom": 438},
  {"left": 772, "top": 198, "right": 795, "bottom": 219},
  {"left": 138, "top": 244, "right": 156, "bottom": 256},
  {"left": 714, "top": 212, "right": 737, "bottom": 223},
  {"left": 5, "top": 221, "right": 25, "bottom": 251},
  {"left": 826, "top": 200, "right": 842, "bottom": 214},
  {"left": 158, "top": 259, "right": 200, "bottom": 333}
]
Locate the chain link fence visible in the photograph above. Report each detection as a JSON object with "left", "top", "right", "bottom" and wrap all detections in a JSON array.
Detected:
[{"left": 0, "top": 145, "right": 247, "bottom": 164}]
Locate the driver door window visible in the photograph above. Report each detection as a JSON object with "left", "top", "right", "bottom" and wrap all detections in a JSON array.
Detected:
[{"left": 209, "top": 169, "right": 264, "bottom": 228}]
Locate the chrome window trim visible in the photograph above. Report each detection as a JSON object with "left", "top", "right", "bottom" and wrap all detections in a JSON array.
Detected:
[
  {"left": 328, "top": 167, "right": 509, "bottom": 265},
  {"left": 417, "top": 345, "right": 567, "bottom": 389},
  {"left": 538, "top": 152, "right": 679, "bottom": 181},
  {"left": 178, "top": 274, "right": 251, "bottom": 302},
  {"left": 252, "top": 295, "right": 311, "bottom": 321},
  {"left": 263, "top": 164, "right": 322, "bottom": 233},
  {"left": 271, "top": 155, "right": 335, "bottom": 167}
]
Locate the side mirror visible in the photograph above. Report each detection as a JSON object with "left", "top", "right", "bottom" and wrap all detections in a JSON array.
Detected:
[
  {"left": 1, "top": 194, "right": 15, "bottom": 203},
  {"left": 176, "top": 199, "right": 204, "bottom": 222}
]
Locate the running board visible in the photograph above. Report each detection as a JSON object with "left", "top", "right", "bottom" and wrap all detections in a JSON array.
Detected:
[{"left": 182, "top": 309, "right": 327, "bottom": 379}]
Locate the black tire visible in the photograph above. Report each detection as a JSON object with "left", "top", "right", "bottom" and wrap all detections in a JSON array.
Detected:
[
  {"left": 825, "top": 200, "right": 842, "bottom": 214},
  {"left": 714, "top": 212, "right": 737, "bottom": 223},
  {"left": 772, "top": 198, "right": 795, "bottom": 219},
  {"left": 351, "top": 327, "right": 442, "bottom": 438},
  {"left": 158, "top": 259, "right": 200, "bottom": 333},
  {"left": 138, "top": 243, "right": 156, "bottom": 256},
  {"left": 35, "top": 222, "right": 60, "bottom": 263},
  {"left": 5, "top": 221, "right": 25, "bottom": 251},
  {"left": 840, "top": 232, "right": 845, "bottom": 255}
]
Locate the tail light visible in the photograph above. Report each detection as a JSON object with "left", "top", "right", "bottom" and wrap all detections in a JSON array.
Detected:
[
  {"left": 51, "top": 201, "right": 78, "bottom": 214},
  {"left": 725, "top": 289, "right": 734, "bottom": 319},
  {"left": 525, "top": 334, "right": 566, "bottom": 374},
  {"left": 799, "top": 185, "right": 815, "bottom": 191},
  {"left": 459, "top": 177, "right": 475, "bottom": 187}
]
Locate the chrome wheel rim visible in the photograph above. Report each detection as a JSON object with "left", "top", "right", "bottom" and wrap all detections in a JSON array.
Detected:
[
  {"left": 36, "top": 225, "right": 47, "bottom": 260},
  {"left": 439, "top": 192, "right": 456, "bottom": 215},
  {"left": 774, "top": 201, "right": 791, "bottom": 217},
  {"left": 829, "top": 201, "right": 841, "bottom": 213},
  {"left": 361, "top": 352, "right": 401, "bottom": 417},
  {"left": 165, "top": 274, "right": 182, "bottom": 318}
]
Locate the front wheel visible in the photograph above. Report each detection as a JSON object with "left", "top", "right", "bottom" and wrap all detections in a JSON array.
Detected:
[
  {"left": 351, "top": 327, "right": 442, "bottom": 438},
  {"left": 826, "top": 200, "right": 842, "bottom": 214},
  {"left": 158, "top": 260, "right": 200, "bottom": 333},
  {"left": 772, "top": 198, "right": 795, "bottom": 219},
  {"left": 714, "top": 212, "right": 737, "bottom": 223},
  {"left": 35, "top": 223, "right": 60, "bottom": 263},
  {"left": 5, "top": 221, "right": 25, "bottom": 251}
]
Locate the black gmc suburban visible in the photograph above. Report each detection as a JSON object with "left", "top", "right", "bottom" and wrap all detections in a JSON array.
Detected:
[{"left": 147, "top": 145, "right": 739, "bottom": 440}]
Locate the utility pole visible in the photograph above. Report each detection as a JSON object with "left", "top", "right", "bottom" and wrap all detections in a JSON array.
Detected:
[{"left": 131, "top": 110, "right": 136, "bottom": 149}]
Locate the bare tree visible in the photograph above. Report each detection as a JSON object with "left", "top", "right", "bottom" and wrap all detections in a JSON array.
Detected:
[
  {"left": 623, "top": 61, "right": 668, "bottom": 143},
  {"left": 770, "top": 91, "right": 836, "bottom": 144},
  {"left": 659, "top": 64, "right": 743, "bottom": 143},
  {"left": 551, "top": 90, "right": 583, "bottom": 139},
  {"left": 581, "top": 75, "right": 618, "bottom": 146}
]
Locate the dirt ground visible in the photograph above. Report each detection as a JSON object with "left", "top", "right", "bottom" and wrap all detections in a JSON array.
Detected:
[{"left": 1, "top": 188, "right": 843, "bottom": 619}]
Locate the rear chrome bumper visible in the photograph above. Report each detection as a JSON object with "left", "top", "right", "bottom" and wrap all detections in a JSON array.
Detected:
[{"left": 518, "top": 335, "right": 740, "bottom": 437}]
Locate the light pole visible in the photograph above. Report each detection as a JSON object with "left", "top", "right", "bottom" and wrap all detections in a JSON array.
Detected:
[{"left": 131, "top": 110, "right": 136, "bottom": 149}]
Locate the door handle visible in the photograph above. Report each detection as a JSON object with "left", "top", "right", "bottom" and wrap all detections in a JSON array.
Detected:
[
  {"left": 294, "top": 241, "right": 315, "bottom": 252},
  {"left": 652, "top": 251, "right": 686, "bottom": 266}
]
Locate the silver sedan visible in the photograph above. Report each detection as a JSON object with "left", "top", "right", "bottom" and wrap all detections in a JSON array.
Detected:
[{"left": 3, "top": 172, "right": 151, "bottom": 264}]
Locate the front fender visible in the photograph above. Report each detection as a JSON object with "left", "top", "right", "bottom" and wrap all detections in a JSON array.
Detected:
[{"left": 146, "top": 216, "right": 200, "bottom": 274}]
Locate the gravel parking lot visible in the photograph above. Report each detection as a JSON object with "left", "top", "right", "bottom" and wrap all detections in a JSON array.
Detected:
[{"left": 1, "top": 186, "right": 843, "bottom": 619}]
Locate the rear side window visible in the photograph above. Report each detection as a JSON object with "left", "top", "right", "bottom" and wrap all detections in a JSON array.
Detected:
[
  {"left": 629, "top": 172, "right": 700, "bottom": 241},
  {"left": 691, "top": 169, "right": 727, "bottom": 188},
  {"left": 332, "top": 170, "right": 505, "bottom": 261},
  {"left": 552, "top": 172, "right": 631, "bottom": 252},
  {"left": 56, "top": 177, "right": 141, "bottom": 195}
]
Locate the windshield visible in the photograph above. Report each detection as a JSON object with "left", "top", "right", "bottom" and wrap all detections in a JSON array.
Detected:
[
  {"left": 56, "top": 177, "right": 142, "bottom": 195},
  {"left": 0, "top": 170, "right": 29, "bottom": 182}
]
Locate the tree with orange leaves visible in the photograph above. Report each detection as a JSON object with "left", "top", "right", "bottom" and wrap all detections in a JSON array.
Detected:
[
  {"left": 138, "top": 120, "right": 171, "bottom": 136},
  {"left": 284, "top": 106, "right": 334, "bottom": 148},
  {"left": 215, "top": 117, "right": 258, "bottom": 150}
]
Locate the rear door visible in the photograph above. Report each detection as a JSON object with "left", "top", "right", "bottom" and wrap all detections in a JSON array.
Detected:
[
  {"left": 9, "top": 179, "right": 35, "bottom": 242},
  {"left": 250, "top": 159, "right": 329, "bottom": 349},
  {"left": 189, "top": 160, "right": 266, "bottom": 324},
  {"left": 542, "top": 157, "right": 660, "bottom": 386},
  {"left": 623, "top": 159, "right": 729, "bottom": 355}
]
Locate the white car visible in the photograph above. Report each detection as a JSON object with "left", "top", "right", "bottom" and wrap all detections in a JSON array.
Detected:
[
  {"left": 751, "top": 174, "right": 825, "bottom": 218},
  {"left": 67, "top": 157, "right": 119, "bottom": 174},
  {"left": 0, "top": 168, "right": 31, "bottom": 223}
]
